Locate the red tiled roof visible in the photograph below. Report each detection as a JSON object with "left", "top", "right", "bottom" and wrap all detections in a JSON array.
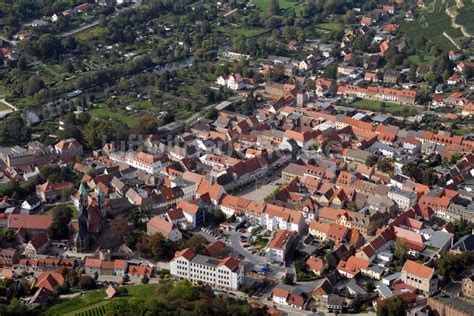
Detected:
[
  {"left": 268, "top": 230, "right": 296, "bottom": 249},
  {"left": 306, "top": 256, "right": 326, "bottom": 272},
  {"left": 147, "top": 216, "right": 176, "bottom": 236},
  {"left": 273, "top": 287, "right": 290, "bottom": 299},
  {"left": 402, "top": 260, "right": 434, "bottom": 279},
  {"left": 36, "top": 272, "right": 64, "bottom": 291},
  {"left": 174, "top": 248, "right": 196, "bottom": 261},
  {"left": 8, "top": 214, "right": 52, "bottom": 230}
]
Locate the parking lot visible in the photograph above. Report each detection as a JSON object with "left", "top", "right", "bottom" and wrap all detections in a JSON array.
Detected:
[{"left": 239, "top": 183, "right": 279, "bottom": 203}]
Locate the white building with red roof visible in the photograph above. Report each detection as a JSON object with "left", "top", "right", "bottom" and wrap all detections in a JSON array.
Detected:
[
  {"left": 170, "top": 248, "right": 243, "bottom": 290},
  {"left": 401, "top": 260, "right": 438, "bottom": 293},
  {"left": 267, "top": 230, "right": 297, "bottom": 263},
  {"left": 113, "top": 151, "right": 167, "bottom": 175},
  {"left": 216, "top": 73, "right": 246, "bottom": 90},
  {"left": 54, "top": 138, "right": 83, "bottom": 163}
]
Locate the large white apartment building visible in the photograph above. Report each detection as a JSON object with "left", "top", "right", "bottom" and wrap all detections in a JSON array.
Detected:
[
  {"left": 110, "top": 151, "right": 167, "bottom": 175},
  {"left": 170, "top": 248, "right": 243, "bottom": 290},
  {"left": 125, "top": 152, "right": 165, "bottom": 175},
  {"left": 266, "top": 230, "right": 297, "bottom": 263}
]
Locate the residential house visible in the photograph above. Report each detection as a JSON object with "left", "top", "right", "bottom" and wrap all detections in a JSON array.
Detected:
[
  {"left": 36, "top": 181, "right": 74, "bottom": 203},
  {"left": 147, "top": 216, "right": 182, "bottom": 242},
  {"left": 55, "top": 138, "right": 83, "bottom": 162}
]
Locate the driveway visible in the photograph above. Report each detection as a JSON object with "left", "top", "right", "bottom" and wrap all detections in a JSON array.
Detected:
[{"left": 228, "top": 231, "right": 265, "bottom": 265}]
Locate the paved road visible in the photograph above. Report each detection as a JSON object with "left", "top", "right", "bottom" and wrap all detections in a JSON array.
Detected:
[{"left": 228, "top": 231, "right": 266, "bottom": 265}]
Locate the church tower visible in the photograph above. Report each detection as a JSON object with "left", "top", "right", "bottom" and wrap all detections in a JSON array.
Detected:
[
  {"left": 96, "top": 185, "right": 106, "bottom": 218},
  {"left": 75, "top": 182, "right": 90, "bottom": 251}
]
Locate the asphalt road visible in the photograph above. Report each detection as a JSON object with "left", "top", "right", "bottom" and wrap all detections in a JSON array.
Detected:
[{"left": 228, "top": 231, "right": 266, "bottom": 265}]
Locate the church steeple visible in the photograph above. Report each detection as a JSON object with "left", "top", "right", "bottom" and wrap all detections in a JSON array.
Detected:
[
  {"left": 79, "top": 182, "right": 87, "bottom": 196},
  {"left": 96, "top": 185, "right": 106, "bottom": 218},
  {"left": 75, "top": 182, "right": 90, "bottom": 251}
]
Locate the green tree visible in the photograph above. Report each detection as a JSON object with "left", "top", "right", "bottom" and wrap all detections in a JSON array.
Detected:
[
  {"left": 37, "top": 34, "right": 62, "bottom": 60},
  {"left": 23, "top": 76, "right": 45, "bottom": 96},
  {"left": 453, "top": 219, "right": 474, "bottom": 242},
  {"left": 270, "top": 0, "right": 280, "bottom": 15},
  {"left": 5, "top": 298, "right": 28, "bottom": 316},
  {"left": 78, "top": 275, "right": 96, "bottom": 290},
  {"left": 365, "top": 155, "right": 379, "bottom": 167},
  {"left": 377, "top": 157, "right": 393, "bottom": 173},
  {"left": 394, "top": 239, "right": 408, "bottom": 261},
  {"left": 213, "top": 209, "right": 226, "bottom": 224},
  {"left": 324, "top": 64, "right": 338, "bottom": 79},
  {"left": 324, "top": 251, "right": 339, "bottom": 268},
  {"left": 185, "top": 234, "right": 208, "bottom": 254},
  {"left": 168, "top": 279, "right": 198, "bottom": 301},
  {"left": 436, "top": 252, "right": 473, "bottom": 281},
  {"left": 376, "top": 296, "right": 405, "bottom": 316},
  {"left": 48, "top": 205, "right": 73, "bottom": 240}
]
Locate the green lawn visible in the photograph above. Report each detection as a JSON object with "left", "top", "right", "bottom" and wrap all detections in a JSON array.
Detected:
[
  {"left": 253, "top": 0, "right": 302, "bottom": 14},
  {"left": 252, "top": 236, "right": 269, "bottom": 250},
  {"left": 42, "top": 285, "right": 156, "bottom": 316},
  {"left": 40, "top": 64, "right": 67, "bottom": 83},
  {"left": 42, "top": 290, "right": 106, "bottom": 316},
  {"left": 407, "top": 54, "right": 436, "bottom": 65},
  {"left": 350, "top": 98, "right": 418, "bottom": 115},
  {"left": 0, "top": 84, "right": 10, "bottom": 97},
  {"left": 316, "top": 23, "right": 343, "bottom": 31},
  {"left": 235, "top": 27, "right": 267, "bottom": 37},
  {"left": 0, "top": 100, "right": 11, "bottom": 111},
  {"left": 90, "top": 107, "right": 140, "bottom": 127}
]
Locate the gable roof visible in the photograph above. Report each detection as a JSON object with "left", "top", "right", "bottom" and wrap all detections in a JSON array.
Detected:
[
  {"left": 402, "top": 260, "right": 434, "bottom": 279},
  {"left": 8, "top": 214, "right": 53, "bottom": 230},
  {"left": 36, "top": 272, "right": 64, "bottom": 291},
  {"left": 147, "top": 216, "right": 177, "bottom": 236}
]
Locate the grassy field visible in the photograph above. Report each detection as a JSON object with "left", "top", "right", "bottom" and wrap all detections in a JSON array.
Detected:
[
  {"left": 42, "top": 285, "right": 156, "bottom": 316},
  {"left": 0, "top": 100, "right": 11, "bottom": 111},
  {"left": 0, "top": 84, "right": 10, "bottom": 97},
  {"left": 90, "top": 107, "right": 140, "bottom": 126},
  {"left": 407, "top": 54, "right": 436, "bottom": 65},
  {"left": 235, "top": 27, "right": 267, "bottom": 37},
  {"left": 253, "top": 0, "right": 302, "bottom": 14},
  {"left": 75, "top": 26, "right": 107, "bottom": 43},
  {"left": 316, "top": 22, "right": 343, "bottom": 31},
  {"left": 350, "top": 98, "right": 417, "bottom": 114},
  {"left": 401, "top": 0, "right": 461, "bottom": 50}
]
